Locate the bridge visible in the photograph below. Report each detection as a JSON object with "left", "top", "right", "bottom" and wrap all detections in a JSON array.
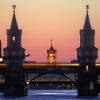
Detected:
[
  {"left": 0, "top": 62, "right": 100, "bottom": 85},
  {"left": 0, "top": 62, "right": 99, "bottom": 75},
  {"left": 0, "top": 62, "right": 100, "bottom": 73},
  {"left": 0, "top": 5, "right": 100, "bottom": 97}
]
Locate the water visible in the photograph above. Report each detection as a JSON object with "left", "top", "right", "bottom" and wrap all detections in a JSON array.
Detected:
[{"left": 0, "top": 90, "right": 100, "bottom": 100}]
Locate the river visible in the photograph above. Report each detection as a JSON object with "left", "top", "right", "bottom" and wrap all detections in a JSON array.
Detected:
[{"left": 0, "top": 90, "right": 100, "bottom": 100}]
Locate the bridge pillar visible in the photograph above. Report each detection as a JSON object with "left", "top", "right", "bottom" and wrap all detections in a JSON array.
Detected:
[
  {"left": 78, "top": 62, "right": 98, "bottom": 96},
  {"left": 4, "top": 61, "right": 25, "bottom": 96}
]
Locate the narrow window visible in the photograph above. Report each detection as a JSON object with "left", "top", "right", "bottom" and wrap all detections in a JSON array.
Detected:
[
  {"left": 86, "top": 65, "right": 88, "bottom": 72},
  {"left": 50, "top": 54, "right": 53, "bottom": 56},
  {"left": 12, "top": 36, "right": 15, "bottom": 42}
]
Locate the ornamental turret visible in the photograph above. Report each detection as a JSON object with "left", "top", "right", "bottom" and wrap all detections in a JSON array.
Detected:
[
  {"left": 77, "top": 5, "right": 98, "bottom": 63},
  {"left": 3, "top": 5, "right": 25, "bottom": 61}
]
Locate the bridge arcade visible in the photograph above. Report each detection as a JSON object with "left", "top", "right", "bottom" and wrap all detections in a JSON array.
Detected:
[{"left": 0, "top": 5, "right": 99, "bottom": 97}]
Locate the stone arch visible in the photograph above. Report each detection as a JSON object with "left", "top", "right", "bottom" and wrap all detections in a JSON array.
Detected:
[{"left": 29, "top": 73, "right": 74, "bottom": 82}]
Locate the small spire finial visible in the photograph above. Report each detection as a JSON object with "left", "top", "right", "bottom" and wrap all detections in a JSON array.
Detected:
[
  {"left": 51, "top": 39, "right": 53, "bottom": 47},
  {"left": 86, "top": 5, "right": 89, "bottom": 12},
  {"left": 12, "top": 5, "right": 16, "bottom": 13},
  {"left": 51, "top": 39, "right": 52, "bottom": 43}
]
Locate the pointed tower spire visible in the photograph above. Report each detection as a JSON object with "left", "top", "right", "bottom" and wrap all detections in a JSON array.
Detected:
[
  {"left": 83, "top": 5, "right": 91, "bottom": 30},
  {"left": 51, "top": 39, "right": 53, "bottom": 48},
  {"left": 50, "top": 39, "right": 54, "bottom": 50},
  {"left": 10, "top": 5, "right": 18, "bottom": 30}
]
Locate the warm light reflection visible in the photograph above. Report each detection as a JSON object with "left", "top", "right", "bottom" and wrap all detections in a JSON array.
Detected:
[{"left": 26, "top": 81, "right": 29, "bottom": 85}]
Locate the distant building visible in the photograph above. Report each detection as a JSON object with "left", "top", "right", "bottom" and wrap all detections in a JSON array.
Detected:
[{"left": 47, "top": 40, "right": 57, "bottom": 63}]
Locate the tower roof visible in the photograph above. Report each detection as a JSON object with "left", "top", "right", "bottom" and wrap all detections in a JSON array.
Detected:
[
  {"left": 83, "top": 5, "right": 91, "bottom": 30},
  {"left": 10, "top": 5, "right": 18, "bottom": 30}
]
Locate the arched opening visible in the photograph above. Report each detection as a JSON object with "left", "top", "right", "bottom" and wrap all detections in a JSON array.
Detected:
[
  {"left": 97, "top": 75, "right": 100, "bottom": 84},
  {"left": 26, "top": 73, "right": 75, "bottom": 82},
  {"left": 0, "top": 75, "right": 5, "bottom": 84},
  {"left": 31, "top": 74, "right": 72, "bottom": 81},
  {"left": 25, "top": 73, "right": 77, "bottom": 90}
]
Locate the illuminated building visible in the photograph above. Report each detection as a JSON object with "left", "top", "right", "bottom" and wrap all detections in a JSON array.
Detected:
[{"left": 47, "top": 40, "right": 57, "bottom": 63}]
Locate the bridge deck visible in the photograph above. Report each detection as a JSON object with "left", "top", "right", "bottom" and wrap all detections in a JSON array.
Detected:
[
  {"left": 23, "top": 63, "right": 79, "bottom": 67},
  {"left": 0, "top": 62, "right": 100, "bottom": 68}
]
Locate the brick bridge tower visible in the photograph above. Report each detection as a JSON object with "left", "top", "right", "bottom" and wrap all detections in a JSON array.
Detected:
[
  {"left": 77, "top": 5, "right": 98, "bottom": 96},
  {"left": 3, "top": 5, "right": 25, "bottom": 96}
]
